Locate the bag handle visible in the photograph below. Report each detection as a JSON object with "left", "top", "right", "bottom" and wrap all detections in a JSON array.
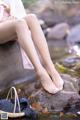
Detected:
[{"left": 6, "top": 87, "right": 21, "bottom": 113}]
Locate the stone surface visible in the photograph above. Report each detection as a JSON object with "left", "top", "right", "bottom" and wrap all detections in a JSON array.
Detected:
[
  {"left": 68, "top": 12, "right": 80, "bottom": 26},
  {"left": 66, "top": 24, "right": 80, "bottom": 48},
  {"left": 48, "top": 39, "right": 68, "bottom": 61},
  {"left": 38, "top": 0, "right": 80, "bottom": 26},
  {"left": 39, "top": 9, "right": 67, "bottom": 27},
  {"left": 47, "top": 23, "right": 69, "bottom": 40},
  {"left": 61, "top": 74, "right": 79, "bottom": 92},
  {"left": 27, "top": 74, "right": 80, "bottom": 112},
  {"left": 39, "top": 19, "right": 48, "bottom": 30},
  {"left": 57, "top": 56, "right": 80, "bottom": 77},
  {"left": 0, "top": 41, "right": 36, "bottom": 92},
  {"left": 60, "top": 56, "right": 80, "bottom": 68},
  {"left": 38, "top": 90, "right": 80, "bottom": 112}
]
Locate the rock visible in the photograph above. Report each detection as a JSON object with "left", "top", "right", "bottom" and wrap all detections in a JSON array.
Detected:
[
  {"left": 66, "top": 24, "right": 80, "bottom": 48},
  {"left": 38, "top": 74, "right": 79, "bottom": 112},
  {"left": 47, "top": 23, "right": 69, "bottom": 40},
  {"left": 24, "top": 74, "right": 80, "bottom": 112},
  {"left": 48, "top": 39, "right": 68, "bottom": 60},
  {"left": 57, "top": 56, "right": 80, "bottom": 76},
  {"left": 63, "top": 98, "right": 80, "bottom": 114},
  {"left": 39, "top": 19, "right": 47, "bottom": 30},
  {"left": 40, "top": 9, "right": 80, "bottom": 27},
  {"left": 0, "top": 41, "right": 36, "bottom": 93},
  {"left": 61, "top": 74, "right": 79, "bottom": 92},
  {"left": 39, "top": 9, "right": 67, "bottom": 27},
  {"left": 60, "top": 56, "right": 80, "bottom": 68},
  {"left": 77, "top": 79, "right": 80, "bottom": 91},
  {"left": 68, "top": 13, "right": 80, "bottom": 26},
  {"left": 38, "top": 90, "right": 80, "bottom": 112},
  {"left": 37, "top": 0, "right": 80, "bottom": 26}
]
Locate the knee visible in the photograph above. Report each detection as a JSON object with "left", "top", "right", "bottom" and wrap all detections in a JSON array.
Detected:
[
  {"left": 13, "top": 19, "right": 29, "bottom": 32},
  {"left": 26, "top": 14, "right": 38, "bottom": 22},
  {"left": 14, "top": 19, "right": 26, "bottom": 28}
]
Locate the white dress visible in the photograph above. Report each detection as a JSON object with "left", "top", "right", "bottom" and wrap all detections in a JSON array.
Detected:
[
  {"left": 3, "top": 0, "right": 26, "bottom": 19},
  {"left": 0, "top": 0, "right": 34, "bottom": 69}
]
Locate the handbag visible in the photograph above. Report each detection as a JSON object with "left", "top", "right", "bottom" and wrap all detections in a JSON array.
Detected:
[
  {"left": 0, "top": 87, "right": 25, "bottom": 118},
  {"left": 0, "top": 87, "right": 38, "bottom": 119}
]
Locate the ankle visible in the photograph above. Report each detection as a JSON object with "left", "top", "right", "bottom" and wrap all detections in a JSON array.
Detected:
[
  {"left": 45, "top": 61, "right": 55, "bottom": 69},
  {"left": 36, "top": 67, "right": 45, "bottom": 76}
]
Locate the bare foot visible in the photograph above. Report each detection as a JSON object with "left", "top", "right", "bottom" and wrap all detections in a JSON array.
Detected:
[
  {"left": 51, "top": 69, "right": 64, "bottom": 90},
  {"left": 37, "top": 68, "right": 59, "bottom": 94},
  {"left": 45, "top": 63, "right": 64, "bottom": 90}
]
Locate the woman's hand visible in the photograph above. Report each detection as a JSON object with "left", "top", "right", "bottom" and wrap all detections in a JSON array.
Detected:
[
  {"left": 0, "top": 5, "right": 16, "bottom": 22},
  {"left": 0, "top": 16, "right": 16, "bottom": 22}
]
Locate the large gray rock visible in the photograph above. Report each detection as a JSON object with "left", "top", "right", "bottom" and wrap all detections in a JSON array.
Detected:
[
  {"left": 38, "top": 89, "right": 80, "bottom": 112},
  {"left": 25, "top": 74, "right": 80, "bottom": 112},
  {"left": 0, "top": 41, "right": 36, "bottom": 92},
  {"left": 67, "top": 24, "right": 80, "bottom": 48},
  {"left": 37, "top": 0, "right": 80, "bottom": 26},
  {"left": 39, "top": 9, "right": 67, "bottom": 27},
  {"left": 47, "top": 23, "right": 69, "bottom": 40},
  {"left": 67, "top": 13, "right": 80, "bottom": 25},
  {"left": 61, "top": 74, "right": 79, "bottom": 92}
]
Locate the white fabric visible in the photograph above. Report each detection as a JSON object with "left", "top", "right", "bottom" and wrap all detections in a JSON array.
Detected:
[
  {"left": 0, "top": 5, "right": 4, "bottom": 20},
  {"left": 21, "top": 48, "right": 34, "bottom": 69},
  {"left": 3, "top": 0, "right": 26, "bottom": 19},
  {"left": 0, "top": 0, "right": 34, "bottom": 69}
]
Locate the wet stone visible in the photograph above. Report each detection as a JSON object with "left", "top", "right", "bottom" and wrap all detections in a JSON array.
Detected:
[
  {"left": 60, "top": 57, "right": 80, "bottom": 68},
  {"left": 57, "top": 56, "right": 80, "bottom": 77}
]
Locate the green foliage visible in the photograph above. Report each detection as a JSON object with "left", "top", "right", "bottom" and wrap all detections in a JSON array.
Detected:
[{"left": 22, "top": 0, "right": 37, "bottom": 8}]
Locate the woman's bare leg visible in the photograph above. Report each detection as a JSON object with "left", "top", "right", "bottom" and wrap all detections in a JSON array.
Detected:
[
  {"left": 25, "top": 14, "right": 64, "bottom": 90},
  {"left": 0, "top": 19, "right": 59, "bottom": 94},
  {"left": 0, "top": 20, "right": 16, "bottom": 44}
]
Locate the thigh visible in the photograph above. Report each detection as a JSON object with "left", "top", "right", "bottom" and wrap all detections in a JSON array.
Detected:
[{"left": 0, "top": 20, "right": 17, "bottom": 44}]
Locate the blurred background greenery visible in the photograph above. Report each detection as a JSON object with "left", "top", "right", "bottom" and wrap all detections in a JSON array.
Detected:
[{"left": 22, "top": 0, "right": 38, "bottom": 8}]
